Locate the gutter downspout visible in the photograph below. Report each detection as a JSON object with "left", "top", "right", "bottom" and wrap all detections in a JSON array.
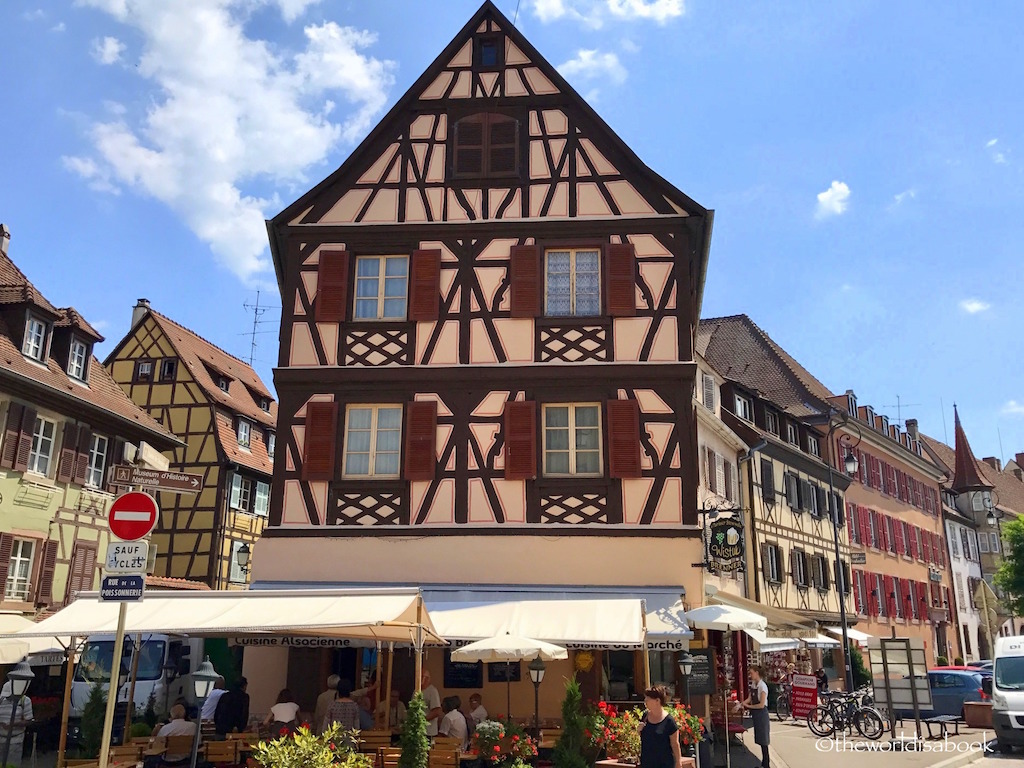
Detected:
[{"left": 739, "top": 439, "right": 768, "bottom": 603}]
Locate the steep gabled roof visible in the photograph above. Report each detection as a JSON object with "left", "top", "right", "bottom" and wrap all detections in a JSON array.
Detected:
[
  {"left": 0, "top": 250, "right": 59, "bottom": 315},
  {"left": 55, "top": 307, "right": 104, "bottom": 341},
  {"left": 922, "top": 431, "right": 1024, "bottom": 517},
  {"left": 696, "top": 314, "right": 834, "bottom": 417},
  {"left": 950, "top": 407, "right": 992, "bottom": 492}
]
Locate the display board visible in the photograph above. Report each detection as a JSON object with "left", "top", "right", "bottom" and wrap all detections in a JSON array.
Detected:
[
  {"left": 791, "top": 673, "right": 818, "bottom": 718},
  {"left": 444, "top": 650, "right": 483, "bottom": 689},
  {"left": 687, "top": 649, "right": 717, "bottom": 696}
]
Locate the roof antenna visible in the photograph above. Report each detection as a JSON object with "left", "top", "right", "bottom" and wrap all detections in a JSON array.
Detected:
[
  {"left": 513, "top": 0, "right": 522, "bottom": 24},
  {"left": 941, "top": 397, "right": 948, "bottom": 444},
  {"left": 241, "top": 290, "right": 279, "bottom": 367}
]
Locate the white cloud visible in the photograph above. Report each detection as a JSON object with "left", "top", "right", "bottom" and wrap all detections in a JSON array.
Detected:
[
  {"left": 22, "top": 9, "right": 45, "bottom": 21},
  {"left": 621, "top": 39, "right": 641, "bottom": 53},
  {"left": 558, "top": 49, "right": 628, "bottom": 87},
  {"left": 531, "top": 0, "right": 682, "bottom": 27},
  {"left": 91, "top": 36, "right": 126, "bottom": 64},
  {"left": 275, "top": 0, "right": 321, "bottom": 23},
  {"left": 892, "top": 188, "right": 916, "bottom": 206},
  {"left": 61, "top": 155, "right": 120, "bottom": 195},
  {"left": 815, "top": 180, "right": 850, "bottom": 219},
  {"left": 51, "top": 22, "right": 67, "bottom": 32},
  {"left": 987, "top": 138, "right": 998, "bottom": 148},
  {"left": 959, "top": 298, "right": 991, "bottom": 314},
  {"left": 1002, "top": 400, "right": 1024, "bottom": 417},
  {"left": 66, "top": 0, "right": 395, "bottom": 283},
  {"left": 986, "top": 137, "right": 1007, "bottom": 164}
]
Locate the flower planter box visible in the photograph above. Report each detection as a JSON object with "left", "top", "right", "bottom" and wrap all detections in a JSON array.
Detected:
[{"left": 963, "top": 701, "right": 992, "bottom": 729}]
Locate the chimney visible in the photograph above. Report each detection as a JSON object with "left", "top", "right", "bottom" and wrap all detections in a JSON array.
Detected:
[
  {"left": 1016, "top": 452, "right": 1024, "bottom": 470},
  {"left": 906, "top": 419, "right": 919, "bottom": 440},
  {"left": 0, "top": 224, "right": 10, "bottom": 257},
  {"left": 132, "top": 298, "right": 151, "bottom": 328},
  {"left": 982, "top": 457, "right": 1001, "bottom": 472},
  {"left": 1014, "top": 468, "right": 1024, "bottom": 482}
]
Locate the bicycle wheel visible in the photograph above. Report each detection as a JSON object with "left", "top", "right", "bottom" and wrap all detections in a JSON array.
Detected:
[
  {"left": 807, "top": 705, "right": 836, "bottom": 737},
  {"left": 775, "top": 695, "right": 791, "bottom": 721},
  {"left": 853, "top": 707, "right": 885, "bottom": 740}
]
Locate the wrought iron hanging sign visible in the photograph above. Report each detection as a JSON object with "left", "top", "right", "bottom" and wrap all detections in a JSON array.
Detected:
[{"left": 707, "top": 518, "right": 745, "bottom": 572}]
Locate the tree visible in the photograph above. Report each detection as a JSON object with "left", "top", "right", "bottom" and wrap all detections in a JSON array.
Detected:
[
  {"left": 398, "top": 692, "right": 429, "bottom": 768},
  {"left": 995, "top": 516, "right": 1024, "bottom": 617},
  {"left": 80, "top": 684, "right": 107, "bottom": 759},
  {"left": 553, "top": 678, "right": 589, "bottom": 768},
  {"left": 850, "top": 646, "right": 871, "bottom": 688}
]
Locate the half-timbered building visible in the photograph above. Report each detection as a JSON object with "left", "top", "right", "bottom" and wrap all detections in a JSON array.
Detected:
[
  {"left": 247, "top": 2, "right": 711, "bottom": 716},
  {"left": 105, "top": 301, "right": 276, "bottom": 588}
]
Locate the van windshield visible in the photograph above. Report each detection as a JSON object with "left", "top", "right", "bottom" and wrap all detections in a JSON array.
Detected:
[
  {"left": 995, "top": 656, "right": 1024, "bottom": 691},
  {"left": 75, "top": 640, "right": 167, "bottom": 683}
]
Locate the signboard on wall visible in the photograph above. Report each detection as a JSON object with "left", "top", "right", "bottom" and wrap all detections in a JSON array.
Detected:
[
  {"left": 708, "top": 519, "right": 745, "bottom": 572},
  {"left": 488, "top": 661, "right": 521, "bottom": 683},
  {"left": 790, "top": 674, "right": 818, "bottom": 718},
  {"left": 686, "top": 649, "right": 717, "bottom": 696},
  {"left": 444, "top": 650, "right": 483, "bottom": 689}
]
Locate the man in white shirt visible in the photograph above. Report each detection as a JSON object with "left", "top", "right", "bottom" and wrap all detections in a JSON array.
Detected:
[
  {"left": 421, "top": 670, "right": 442, "bottom": 736},
  {"left": 201, "top": 678, "right": 226, "bottom": 721},
  {"left": 439, "top": 696, "right": 470, "bottom": 750},
  {"left": 468, "top": 693, "right": 487, "bottom": 724},
  {"left": 0, "top": 683, "right": 33, "bottom": 768}
]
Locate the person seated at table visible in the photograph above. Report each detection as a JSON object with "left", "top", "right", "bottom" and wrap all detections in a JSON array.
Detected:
[
  {"left": 468, "top": 693, "right": 487, "bottom": 725},
  {"left": 152, "top": 704, "right": 197, "bottom": 763},
  {"left": 358, "top": 696, "right": 376, "bottom": 730},
  {"left": 376, "top": 689, "right": 406, "bottom": 728},
  {"left": 264, "top": 689, "right": 301, "bottom": 735},
  {"left": 438, "top": 696, "right": 470, "bottom": 751},
  {"left": 214, "top": 678, "right": 249, "bottom": 736},
  {"left": 315, "top": 675, "right": 341, "bottom": 735},
  {"left": 323, "top": 679, "right": 361, "bottom": 734}
]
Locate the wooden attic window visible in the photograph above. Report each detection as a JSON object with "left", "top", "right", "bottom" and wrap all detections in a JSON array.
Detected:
[{"left": 453, "top": 113, "right": 519, "bottom": 179}]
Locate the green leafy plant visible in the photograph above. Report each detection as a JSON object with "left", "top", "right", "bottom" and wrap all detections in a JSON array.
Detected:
[
  {"left": 80, "top": 684, "right": 107, "bottom": 759},
  {"left": 954, "top": 657, "right": 965, "bottom": 666},
  {"left": 995, "top": 516, "right": 1024, "bottom": 617},
  {"left": 469, "top": 720, "right": 538, "bottom": 765},
  {"left": 143, "top": 688, "right": 158, "bottom": 727},
  {"left": 398, "top": 692, "right": 429, "bottom": 768},
  {"left": 850, "top": 646, "right": 871, "bottom": 688},
  {"left": 553, "top": 678, "right": 589, "bottom": 768},
  {"left": 129, "top": 722, "right": 153, "bottom": 739},
  {"left": 665, "top": 702, "right": 703, "bottom": 747},
  {"left": 603, "top": 705, "right": 641, "bottom": 761},
  {"left": 253, "top": 723, "right": 370, "bottom": 768},
  {"left": 935, "top": 655, "right": 949, "bottom": 667}
]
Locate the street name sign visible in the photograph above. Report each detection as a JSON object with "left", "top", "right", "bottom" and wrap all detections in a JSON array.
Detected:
[
  {"left": 851, "top": 551, "right": 867, "bottom": 565},
  {"left": 108, "top": 492, "right": 159, "bottom": 541},
  {"left": 100, "top": 574, "right": 145, "bottom": 602},
  {"left": 105, "top": 541, "right": 149, "bottom": 573},
  {"left": 112, "top": 465, "right": 202, "bottom": 494}
]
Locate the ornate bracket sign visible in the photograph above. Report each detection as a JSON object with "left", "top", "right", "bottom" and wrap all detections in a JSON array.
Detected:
[{"left": 707, "top": 518, "right": 745, "bottom": 572}]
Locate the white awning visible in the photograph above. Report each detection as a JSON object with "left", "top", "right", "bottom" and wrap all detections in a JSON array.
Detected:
[
  {"left": 804, "top": 634, "right": 841, "bottom": 649},
  {"left": 686, "top": 604, "right": 767, "bottom": 632},
  {"left": 825, "top": 626, "right": 872, "bottom": 646},
  {"left": 645, "top": 600, "right": 692, "bottom": 651},
  {"left": 743, "top": 628, "right": 800, "bottom": 652},
  {"left": 427, "top": 598, "right": 645, "bottom": 648},
  {"left": 7, "top": 588, "right": 440, "bottom": 645},
  {"left": 0, "top": 613, "right": 63, "bottom": 664}
]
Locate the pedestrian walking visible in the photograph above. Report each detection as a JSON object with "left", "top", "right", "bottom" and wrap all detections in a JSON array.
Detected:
[
  {"left": 741, "top": 665, "right": 770, "bottom": 768},
  {"left": 637, "top": 685, "right": 682, "bottom": 768}
]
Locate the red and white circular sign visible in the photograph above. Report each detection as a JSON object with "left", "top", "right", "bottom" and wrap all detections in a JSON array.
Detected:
[{"left": 108, "top": 491, "right": 159, "bottom": 541}]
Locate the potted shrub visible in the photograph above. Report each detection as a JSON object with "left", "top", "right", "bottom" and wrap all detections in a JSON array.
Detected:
[
  {"left": 253, "top": 723, "right": 372, "bottom": 768},
  {"left": 553, "top": 679, "right": 590, "bottom": 768},
  {"left": 470, "top": 720, "right": 538, "bottom": 766}
]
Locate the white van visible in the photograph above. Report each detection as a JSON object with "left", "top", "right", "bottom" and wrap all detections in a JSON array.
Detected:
[{"left": 990, "top": 636, "right": 1024, "bottom": 753}]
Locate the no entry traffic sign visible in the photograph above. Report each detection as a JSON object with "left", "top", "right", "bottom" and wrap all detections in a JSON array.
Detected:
[{"left": 108, "top": 491, "right": 159, "bottom": 541}]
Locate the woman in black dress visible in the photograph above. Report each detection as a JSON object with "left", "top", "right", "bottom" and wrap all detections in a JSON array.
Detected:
[
  {"left": 741, "top": 666, "right": 770, "bottom": 768},
  {"left": 638, "top": 685, "right": 682, "bottom": 768}
]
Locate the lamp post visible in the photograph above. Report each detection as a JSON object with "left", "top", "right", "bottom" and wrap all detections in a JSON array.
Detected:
[
  {"left": 677, "top": 652, "right": 693, "bottom": 709},
  {"left": 2, "top": 661, "right": 34, "bottom": 768},
  {"left": 528, "top": 657, "right": 546, "bottom": 733},
  {"left": 189, "top": 657, "right": 219, "bottom": 768},
  {"left": 236, "top": 543, "right": 251, "bottom": 572},
  {"left": 987, "top": 508, "right": 1004, "bottom": 555}
]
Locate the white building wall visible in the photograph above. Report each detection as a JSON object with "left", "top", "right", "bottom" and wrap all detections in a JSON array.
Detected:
[{"left": 946, "top": 516, "right": 983, "bottom": 662}]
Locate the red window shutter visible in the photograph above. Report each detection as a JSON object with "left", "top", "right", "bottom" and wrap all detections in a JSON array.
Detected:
[
  {"left": 302, "top": 401, "right": 339, "bottom": 481},
  {"left": 877, "top": 513, "right": 887, "bottom": 550},
  {"left": 509, "top": 245, "right": 541, "bottom": 318},
  {"left": 852, "top": 569, "right": 862, "bottom": 612},
  {"left": 104, "top": 439, "right": 124, "bottom": 492},
  {"left": 883, "top": 575, "right": 895, "bottom": 616},
  {"left": 0, "top": 402, "right": 24, "bottom": 469},
  {"left": 0, "top": 533, "right": 13, "bottom": 593},
  {"left": 925, "top": 531, "right": 934, "bottom": 563},
  {"left": 35, "top": 539, "right": 59, "bottom": 606},
  {"left": 57, "top": 422, "right": 80, "bottom": 483},
  {"left": 860, "top": 507, "right": 871, "bottom": 546},
  {"left": 909, "top": 526, "right": 919, "bottom": 560},
  {"left": 503, "top": 400, "right": 537, "bottom": 480},
  {"left": 869, "top": 574, "right": 880, "bottom": 617},
  {"left": 897, "top": 521, "right": 907, "bottom": 555},
  {"left": 403, "top": 400, "right": 438, "bottom": 481},
  {"left": 13, "top": 406, "right": 37, "bottom": 472},
  {"left": 73, "top": 428, "right": 92, "bottom": 485},
  {"left": 315, "top": 250, "right": 350, "bottom": 323},
  {"left": 604, "top": 243, "right": 637, "bottom": 317},
  {"left": 943, "top": 586, "right": 951, "bottom": 613},
  {"left": 408, "top": 249, "right": 441, "bottom": 322},
  {"left": 607, "top": 399, "right": 642, "bottom": 479}
]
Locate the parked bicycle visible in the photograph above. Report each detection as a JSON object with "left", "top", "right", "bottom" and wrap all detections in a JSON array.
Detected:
[
  {"left": 775, "top": 683, "right": 793, "bottom": 721},
  {"left": 806, "top": 691, "right": 885, "bottom": 740}
]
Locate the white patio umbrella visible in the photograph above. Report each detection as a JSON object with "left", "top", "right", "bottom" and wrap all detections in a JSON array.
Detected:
[
  {"left": 0, "top": 612, "right": 63, "bottom": 664},
  {"left": 685, "top": 605, "right": 767, "bottom": 768},
  {"left": 450, "top": 633, "right": 568, "bottom": 717}
]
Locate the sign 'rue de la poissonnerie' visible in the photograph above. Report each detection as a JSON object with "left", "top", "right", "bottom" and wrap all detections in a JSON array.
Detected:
[{"left": 100, "top": 574, "right": 145, "bottom": 602}]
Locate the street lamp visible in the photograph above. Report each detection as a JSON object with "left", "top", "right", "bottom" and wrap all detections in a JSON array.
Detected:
[
  {"left": 528, "top": 657, "right": 546, "bottom": 732},
  {"left": 236, "top": 543, "right": 251, "bottom": 573},
  {"left": 189, "top": 657, "right": 219, "bottom": 768},
  {"left": 1, "top": 661, "right": 34, "bottom": 768},
  {"left": 678, "top": 652, "right": 694, "bottom": 710}
]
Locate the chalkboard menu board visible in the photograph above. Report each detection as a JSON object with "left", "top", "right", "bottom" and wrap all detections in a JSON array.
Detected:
[
  {"left": 687, "top": 649, "right": 717, "bottom": 696},
  {"left": 488, "top": 660, "right": 521, "bottom": 683},
  {"left": 443, "top": 651, "right": 483, "bottom": 689}
]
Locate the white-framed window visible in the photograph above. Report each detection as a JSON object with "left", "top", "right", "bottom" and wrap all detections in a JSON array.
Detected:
[
  {"left": 950, "top": 525, "right": 961, "bottom": 558},
  {"left": 343, "top": 405, "right": 402, "bottom": 478},
  {"left": 4, "top": 539, "right": 34, "bottom": 601},
  {"left": 765, "top": 411, "right": 779, "bottom": 436},
  {"left": 229, "top": 474, "right": 251, "bottom": 511},
  {"left": 855, "top": 572, "right": 866, "bottom": 613},
  {"left": 734, "top": 394, "right": 753, "bottom": 422},
  {"left": 812, "top": 555, "right": 829, "bottom": 591},
  {"left": 68, "top": 339, "right": 89, "bottom": 380},
  {"left": 979, "top": 532, "right": 990, "bottom": 553},
  {"left": 806, "top": 484, "right": 820, "bottom": 516},
  {"left": 237, "top": 419, "right": 251, "bottom": 449},
  {"left": 847, "top": 392, "right": 857, "bottom": 416},
  {"left": 544, "top": 248, "right": 601, "bottom": 317},
  {"left": 253, "top": 481, "right": 270, "bottom": 517},
  {"left": 766, "top": 544, "right": 782, "bottom": 583},
  {"left": 893, "top": 579, "right": 904, "bottom": 618},
  {"left": 793, "top": 550, "right": 808, "bottom": 587},
  {"left": 991, "top": 532, "right": 1001, "bottom": 554},
  {"left": 86, "top": 434, "right": 108, "bottom": 488},
  {"left": 965, "top": 529, "right": 976, "bottom": 560},
  {"left": 267, "top": 431, "right": 276, "bottom": 458},
  {"left": 875, "top": 574, "right": 887, "bottom": 617},
  {"left": 228, "top": 540, "right": 246, "bottom": 584},
  {"left": 808, "top": 435, "right": 820, "bottom": 458},
  {"left": 260, "top": 397, "right": 270, "bottom": 412},
  {"left": 354, "top": 255, "right": 409, "bottom": 320},
  {"left": 786, "top": 422, "right": 799, "bottom": 445},
  {"left": 956, "top": 576, "right": 966, "bottom": 610},
  {"left": 28, "top": 417, "right": 56, "bottom": 476},
  {"left": 135, "top": 360, "right": 153, "bottom": 382},
  {"left": 701, "top": 374, "right": 716, "bottom": 412},
  {"left": 543, "top": 403, "right": 601, "bottom": 476},
  {"left": 159, "top": 359, "right": 177, "bottom": 382},
  {"left": 22, "top": 316, "right": 48, "bottom": 361}
]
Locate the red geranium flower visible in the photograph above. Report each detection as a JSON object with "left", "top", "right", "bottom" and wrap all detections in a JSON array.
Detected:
[{"left": 493, "top": 745, "right": 501, "bottom": 752}]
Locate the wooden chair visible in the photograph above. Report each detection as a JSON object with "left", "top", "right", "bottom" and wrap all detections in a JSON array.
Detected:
[
  {"left": 108, "top": 744, "right": 143, "bottom": 762},
  {"left": 379, "top": 746, "right": 403, "bottom": 768},
  {"left": 359, "top": 730, "right": 393, "bottom": 754},
  {"left": 226, "top": 732, "right": 260, "bottom": 746},
  {"left": 66, "top": 760, "right": 100, "bottom": 768},
  {"left": 428, "top": 747, "right": 459, "bottom": 768},
  {"left": 205, "top": 740, "right": 239, "bottom": 765},
  {"left": 432, "top": 736, "right": 461, "bottom": 750},
  {"left": 161, "top": 734, "right": 199, "bottom": 765}
]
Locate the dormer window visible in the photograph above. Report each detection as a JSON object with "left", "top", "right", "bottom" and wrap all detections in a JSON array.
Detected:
[
  {"left": 474, "top": 36, "right": 503, "bottom": 69},
  {"left": 267, "top": 431, "right": 276, "bottom": 458},
  {"left": 218, "top": 378, "right": 229, "bottom": 392},
  {"left": 452, "top": 113, "right": 519, "bottom": 178},
  {"left": 765, "top": 410, "right": 780, "bottom": 437},
  {"left": 786, "top": 422, "right": 799, "bottom": 446},
  {"left": 260, "top": 397, "right": 270, "bottom": 412},
  {"left": 847, "top": 392, "right": 857, "bottom": 416},
  {"left": 135, "top": 360, "right": 153, "bottom": 383},
  {"left": 808, "top": 435, "right": 821, "bottom": 458},
  {"left": 237, "top": 419, "right": 251, "bottom": 449},
  {"left": 68, "top": 339, "right": 89, "bottom": 381},
  {"left": 734, "top": 394, "right": 753, "bottom": 422},
  {"left": 23, "top": 315, "right": 49, "bottom": 361}
]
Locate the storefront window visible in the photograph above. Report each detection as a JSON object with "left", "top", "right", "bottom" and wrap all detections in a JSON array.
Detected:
[
  {"left": 603, "top": 650, "right": 637, "bottom": 701},
  {"left": 648, "top": 651, "right": 678, "bottom": 697}
]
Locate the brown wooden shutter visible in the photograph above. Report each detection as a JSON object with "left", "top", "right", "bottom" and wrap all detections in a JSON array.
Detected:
[
  {"left": 408, "top": 249, "right": 441, "bottom": 322},
  {"left": 724, "top": 460, "right": 734, "bottom": 502},
  {"left": 0, "top": 533, "right": 13, "bottom": 596},
  {"left": 607, "top": 399, "right": 642, "bottom": 479},
  {"left": 0, "top": 402, "right": 24, "bottom": 469},
  {"left": 454, "top": 116, "right": 485, "bottom": 176},
  {"left": 57, "top": 422, "right": 80, "bottom": 483},
  {"left": 74, "top": 428, "right": 93, "bottom": 485},
  {"left": 403, "top": 400, "right": 437, "bottom": 481},
  {"left": 760, "top": 543, "right": 770, "bottom": 582},
  {"left": 66, "top": 543, "right": 98, "bottom": 605},
  {"left": 104, "top": 439, "right": 124, "bottom": 492},
  {"left": 509, "top": 245, "right": 541, "bottom": 317},
  {"left": 503, "top": 400, "right": 537, "bottom": 481},
  {"left": 302, "top": 401, "right": 339, "bottom": 481},
  {"left": 35, "top": 539, "right": 58, "bottom": 606},
  {"left": 488, "top": 116, "right": 518, "bottom": 175},
  {"left": 315, "top": 250, "right": 350, "bottom": 323},
  {"left": 13, "top": 406, "right": 37, "bottom": 472},
  {"left": 604, "top": 243, "right": 637, "bottom": 317}
]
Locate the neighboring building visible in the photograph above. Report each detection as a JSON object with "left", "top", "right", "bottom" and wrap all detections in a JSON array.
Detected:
[
  {"left": 248, "top": 2, "right": 712, "bottom": 716},
  {"left": 0, "top": 226, "right": 179, "bottom": 617},
  {"left": 698, "top": 315, "right": 852, "bottom": 683},
  {"left": 105, "top": 301, "right": 276, "bottom": 588}
]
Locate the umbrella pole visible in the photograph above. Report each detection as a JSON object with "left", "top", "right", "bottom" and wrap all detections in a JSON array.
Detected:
[
  {"left": 506, "top": 670, "right": 511, "bottom": 720},
  {"left": 57, "top": 640, "right": 77, "bottom": 768},
  {"left": 415, "top": 596, "right": 424, "bottom": 693},
  {"left": 384, "top": 643, "right": 394, "bottom": 729},
  {"left": 374, "top": 642, "right": 383, "bottom": 727}
]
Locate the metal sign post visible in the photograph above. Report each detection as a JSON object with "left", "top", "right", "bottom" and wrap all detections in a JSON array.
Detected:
[{"left": 97, "top": 603, "right": 127, "bottom": 768}]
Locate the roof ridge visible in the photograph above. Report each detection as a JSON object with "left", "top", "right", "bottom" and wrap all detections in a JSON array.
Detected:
[
  {"left": 150, "top": 309, "right": 254, "bottom": 371},
  {"left": 740, "top": 315, "right": 835, "bottom": 403}
]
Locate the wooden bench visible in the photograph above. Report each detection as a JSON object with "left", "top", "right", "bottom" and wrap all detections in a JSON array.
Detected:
[{"left": 923, "top": 715, "right": 961, "bottom": 739}]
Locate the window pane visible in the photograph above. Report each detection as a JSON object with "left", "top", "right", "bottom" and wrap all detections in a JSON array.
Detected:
[
  {"left": 356, "top": 279, "right": 380, "bottom": 297},
  {"left": 546, "top": 452, "right": 569, "bottom": 474},
  {"left": 346, "top": 431, "right": 371, "bottom": 453},
  {"left": 375, "top": 429, "right": 400, "bottom": 452},
  {"left": 576, "top": 428, "right": 599, "bottom": 451},
  {"left": 375, "top": 453, "right": 400, "bottom": 476},
  {"left": 345, "top": 454, "right": 370, "bottom": 475},
  {"left": 385, "top": 257, "right": 408, "bottom": 277},
  {"left": 575, "top": 250, "right": 599, "bottom": 271},
  {"left": 357, "top": 258, "right": 380, "bottom": 277},
  {"left": 546, "top": 428, "right": 569, "bottom": 451},
  {"left": 382, "top": 299, "right": 405, "bottom": 318},
  {"left": 377, "top": 408, "right": 402, "bottom": 429},
  {"left": 355, "top": 299, "right": 378, "bottom": 319},
  {"left": 576, "top": 451, "right": 600, "bottom": 474},
  {"left": 348, "top": 409, "right": 373, "bottom": 429},
  {"left": 575, "top": 406, "right": 599, "bottom": 427},
  {"left": 384, "top": 277, "right": 406, "bottom": 297},
  {"left": 545, "top": 407, "right": 569, "bottom": 428}
]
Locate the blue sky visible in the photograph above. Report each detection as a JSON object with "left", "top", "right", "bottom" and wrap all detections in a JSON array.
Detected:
[{"left": 2, "top": 0, "right": 1022, "bottom": 463}]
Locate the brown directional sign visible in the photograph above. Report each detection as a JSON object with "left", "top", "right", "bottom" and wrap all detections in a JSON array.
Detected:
[{"left": 111, "top": 465, "right": 203, "bottom": 494}]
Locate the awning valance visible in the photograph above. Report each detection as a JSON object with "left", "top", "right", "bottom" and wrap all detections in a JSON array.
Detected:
[
  {"left": 825, "top": 626, "right": 872, "bottom": 646},
  {"left": 804, "top": 634, "right": 841, "bottom": 649},
  {"left": 743, "top": 628, "right": 800, "bottom": 652},
  {"left": 707, "top": 589, "right": 817, "bottom": 631},
  {"left": 7, "top": 588, "right": 440, "bottom": 644}
]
